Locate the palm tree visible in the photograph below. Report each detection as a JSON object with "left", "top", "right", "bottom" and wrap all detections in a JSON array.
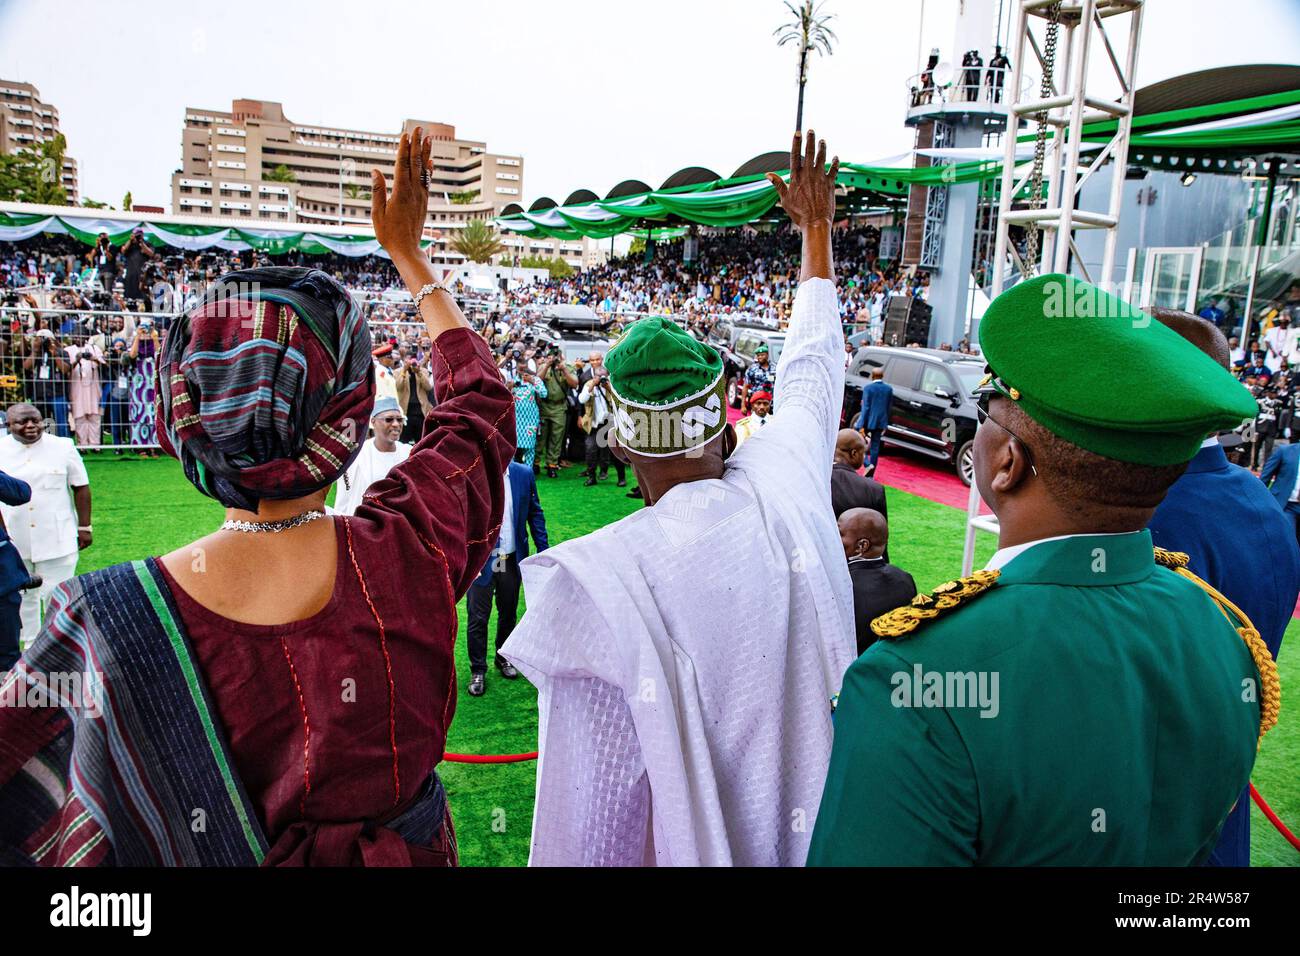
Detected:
[
  {"left": 343, "top": 183, "right": 371, "bottom": 202},
  {"left": 774, "top": 1, "right": 837, "bottom": 132},
  {"left": 452, "top": 218, "right": 504, "bottom": 264}
]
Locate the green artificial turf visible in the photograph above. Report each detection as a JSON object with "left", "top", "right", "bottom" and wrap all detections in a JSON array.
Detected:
[{"left": 75, "top": 453, "right": 1297, "bottom": 867}]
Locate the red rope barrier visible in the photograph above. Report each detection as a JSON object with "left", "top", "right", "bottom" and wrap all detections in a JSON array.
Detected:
[
  {"left": 1250, "top": 782, "right": 1300, "bottom": 852},
  {"left": 443, "top": 751, "right": 538, "bottom": 764},
  {"left": 437, "top": 760, "right": 1298, "bottom": 853}
]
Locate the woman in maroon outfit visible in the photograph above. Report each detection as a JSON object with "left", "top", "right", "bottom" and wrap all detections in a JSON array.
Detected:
[{"left": 153, "top": 128, "right": 516, "bottom": 864}]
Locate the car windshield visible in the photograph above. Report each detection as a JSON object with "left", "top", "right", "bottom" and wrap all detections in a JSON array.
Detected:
[
  {"left": 563, "top": 341, "right": 609, "bottom": 363},
  {"left": 951, "top": 364, "right": 985, "bottom": 399},
  {"left": 767, "top": 339, "right": 784, "bottom": 365}
]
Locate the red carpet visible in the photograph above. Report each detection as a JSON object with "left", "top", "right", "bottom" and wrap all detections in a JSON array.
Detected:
[
  {"left": 871, "top": 450, "right": 992, "bottom": 513},
  {"left": 729, "top": 405, "right": 987, "bottom": 512}
]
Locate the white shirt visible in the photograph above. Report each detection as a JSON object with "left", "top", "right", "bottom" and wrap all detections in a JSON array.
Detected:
[
  {"left": 984, "top": 530, "right": 1144, "bottom": 572},
  {"left": 578, "top": 377, "right": 610, "bottom": 427},
  {"left": 331, "top": 437, "right": 410, "bottom": 516},
  {"left": 497, "top": 470, "right": 515, "bottom": 557},
  {"left": 503, "top": 278, "right": 855, "bottom": 867},
  {"left": 1263, "top": 325, "right": 1292, "bottom": 371},
  {"left": 374, "top": 362, "right": 398, "bottom": 400},
  {"left": 0, "top": 433, "right": 88, "bottom": 562}
]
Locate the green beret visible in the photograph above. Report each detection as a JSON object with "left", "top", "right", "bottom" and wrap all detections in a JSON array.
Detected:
[
  {"left": 604, "top": 317, "right": 727, "bottom": 457},
  {"left": 978, "top": 274, "right": 1257, "bottom": 466}
]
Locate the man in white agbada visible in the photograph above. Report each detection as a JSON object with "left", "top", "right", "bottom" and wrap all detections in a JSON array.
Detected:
[
  {"left": 331, "top": 396, "right": 411, "bottom": 516},
  {"left": 502, "top": 133, "right": 855, "bottom": 866}
]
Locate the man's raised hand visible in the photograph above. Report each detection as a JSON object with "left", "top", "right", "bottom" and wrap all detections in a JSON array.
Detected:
[{"left": 766, "top": 130, "right": 839, "bottom": 232}]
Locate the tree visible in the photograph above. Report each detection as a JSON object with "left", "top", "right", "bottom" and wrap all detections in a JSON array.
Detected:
[
  {"left": 452, "top": 218, "right": 504, "bottom": 264},
  {"left": 122, "top": 191, "right": 133, "bottom": 211},
  {"left": 774, "top": 1, "right": 837, "bottom": 132},
  {"left": 343, "top": 183, "right": 371, "bottom": 201},
  {"left": 80, "top": 197, "right": 110, "bottom": 209},
  {"left": 519, "top": 254, "right": 574, "bottom": 278},
  {"left": 0, "top": 133, "right": 69, "bottom": 205},
  {"left": 265, "top": 164, "right": 296, "bottom": 183},
  {"left": 449, "top": 189, "right": 480, "bottom": 205}
]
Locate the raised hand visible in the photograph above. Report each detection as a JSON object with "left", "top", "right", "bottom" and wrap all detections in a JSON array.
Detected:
[
  {"left": 370, "top": 127, "right": 433, "bottom": 259},
  {"left": 766, "top": 130, "right": 839, "bottom": 232}
]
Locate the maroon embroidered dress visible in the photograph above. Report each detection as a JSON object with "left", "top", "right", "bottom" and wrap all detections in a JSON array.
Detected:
[{"left": 158, "top": 328, "right": 514, "bottom": 865}]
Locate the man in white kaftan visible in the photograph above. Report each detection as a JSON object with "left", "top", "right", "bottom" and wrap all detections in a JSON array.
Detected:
[
  {"left": 331, "top": 396, "right": 411, "bottom": 516},
  {"left": 502, "top": 132, "right": 855, "bottom": 866}
]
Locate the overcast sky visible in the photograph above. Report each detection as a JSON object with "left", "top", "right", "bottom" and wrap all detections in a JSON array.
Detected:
[{"left": 1, "top": 0, "right": 1298, "bottom": 210}]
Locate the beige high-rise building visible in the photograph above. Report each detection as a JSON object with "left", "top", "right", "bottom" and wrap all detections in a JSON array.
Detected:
[
  {"left": 0, "top": 80, "right": 80, "bottom": 202},
  {"left": 171, "top": 98, "right": 590, "bottom": 268}
]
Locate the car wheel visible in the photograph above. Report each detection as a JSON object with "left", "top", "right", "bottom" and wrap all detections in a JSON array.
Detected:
[
  {"left": 726, "top": 376, "right": 740, "bottom": 409},
  {"left": 956, "top": 439, "right": 975, "bottom": 487}
]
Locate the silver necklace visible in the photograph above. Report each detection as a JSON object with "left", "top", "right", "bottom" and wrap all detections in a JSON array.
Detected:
[{"left": 220, "top": 510, "right": 327, "bottom": 534}]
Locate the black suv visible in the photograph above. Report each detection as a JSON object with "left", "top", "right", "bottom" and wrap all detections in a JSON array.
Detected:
[
  {"left": 544, "top": 305, "right": 616, "bottom": 362},
  {"left": 706, "top": 321, "right": 787, "bottom": 408},
  {"left": 841, "top": 346, "right": 985, "bottom": 485}
]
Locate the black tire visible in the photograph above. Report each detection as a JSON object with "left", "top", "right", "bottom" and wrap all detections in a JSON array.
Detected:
[
  {"left": 956, "top": 439, "right": 975, "bottom": 487},
  {"left": 726, "top": 375, "right": 741, "bottom": 409}
]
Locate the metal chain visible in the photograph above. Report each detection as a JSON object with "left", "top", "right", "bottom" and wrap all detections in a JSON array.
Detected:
[{"left": 1022, "top": 0, "right": 1062, "bottom": 276}]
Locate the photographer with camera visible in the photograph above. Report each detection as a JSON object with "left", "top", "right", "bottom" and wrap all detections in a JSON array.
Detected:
[
  {"left": 22, "top": 326, "right": 70, "bottom": 437},
  {"left": 510, "top": 364, "right": 548, "bottom": 469},
  {"left": 86, "top": 231, "right": 119, "bottom": 296},
  {"left": 65, "top": 335, "right": 105, "bottom": 448},
  {"left": 121, "top": 227, "right": 157, "bottom": 312},
  {"left": 127, "top": 316, "right": 160, "bottom": 454},
  {"left": 576, "top": 362, "right": 626, "bottom": 487},
  {"left": 394, "top": 346, "right": 434, "bottom": 444},
  {"left": 536, "top": 341, "right": 577, "bottom": 479}
]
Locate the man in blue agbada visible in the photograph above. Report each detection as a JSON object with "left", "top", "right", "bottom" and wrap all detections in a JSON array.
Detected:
[{"left": 810, "top": 275, "right": 1277, "bottom": 866}]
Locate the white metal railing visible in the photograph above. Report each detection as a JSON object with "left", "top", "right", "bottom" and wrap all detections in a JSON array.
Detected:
[{"left": 905, "top": 66, "right": 1033, "bottom": 114}]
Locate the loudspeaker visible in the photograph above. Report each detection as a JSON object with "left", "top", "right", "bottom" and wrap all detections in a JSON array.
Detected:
[{"left": 883, "top": 295, "right": 932, "bottom": 347}]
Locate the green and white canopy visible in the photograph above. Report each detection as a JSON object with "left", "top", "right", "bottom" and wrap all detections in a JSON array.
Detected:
[{"left": 0, "top": 202, "right": 426, "bottom": 257}]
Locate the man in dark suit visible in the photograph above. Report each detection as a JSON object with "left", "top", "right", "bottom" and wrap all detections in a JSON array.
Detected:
[
  {"left": 831, "top": 429, "right": 888, "bottom": 519},
  {"left": 839, "top": 508, "right": 916, "bottom": 655},
  {"left": 1148, "top": 307, "right": 1300, "bottom": 867},
  {"left": 0, "top": 467, "right": 35, "bottom": 671},
  {"left": 856, "top": 367, "right": 892, "bottom": 474},
  {"left": 466, "top": 461, "right": 549, "bottom": 696},
  {"left": 1260, "top": 440, "right": 1300, "bottom": 549}
]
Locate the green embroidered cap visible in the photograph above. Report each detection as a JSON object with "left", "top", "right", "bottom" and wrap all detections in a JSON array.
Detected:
[{"left": 604, "top": 316, "right": 728, "bottom": 457}]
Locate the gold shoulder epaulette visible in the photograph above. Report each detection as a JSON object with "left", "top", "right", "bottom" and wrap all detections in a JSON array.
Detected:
[
  {"left": 1152, "top": 546, "right": 1190, "bottom": 569},
  {"left": 870, "top": 570, "right": 1001, "bottom": 640},
  {"left": 1152, "top": 547, "right": 1280, "bottom": 746}
]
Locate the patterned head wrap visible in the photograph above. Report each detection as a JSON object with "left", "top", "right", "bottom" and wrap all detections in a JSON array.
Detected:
[{"left": 156, "top": 267, "right": 374, "bottom": 510}]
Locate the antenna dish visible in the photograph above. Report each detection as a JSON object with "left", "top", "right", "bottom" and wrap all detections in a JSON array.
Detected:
[{"left": 932, "top": 61, "right": 955, "bottom": 86}]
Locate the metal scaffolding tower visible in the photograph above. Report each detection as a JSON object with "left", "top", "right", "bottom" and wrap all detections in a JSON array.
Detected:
[{"left": 962, "top": 0, "right": 1145, "bottom": 575}]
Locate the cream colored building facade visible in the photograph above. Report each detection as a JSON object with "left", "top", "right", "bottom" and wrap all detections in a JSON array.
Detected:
[
  {"left": 0, "top": 80, "right": 80, "bottom": 202},
  {"left": 170, "top": 98, "right": 592, "bottom": 268}
]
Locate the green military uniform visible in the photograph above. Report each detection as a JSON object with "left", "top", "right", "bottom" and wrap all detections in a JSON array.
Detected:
[
  {"left": 536, "top": 359, "right": 573, "bottom": 468},
  {"left": 808, "top": 275, "right": 1274, "bottom": 866}
]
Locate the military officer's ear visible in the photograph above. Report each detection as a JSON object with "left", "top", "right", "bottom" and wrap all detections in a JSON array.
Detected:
[{"left": 988, "top": 432, "right": 1035, "bottom": 496}]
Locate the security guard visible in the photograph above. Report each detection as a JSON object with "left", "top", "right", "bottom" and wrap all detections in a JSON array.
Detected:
[
  {"left": 808, "top": 275, "right": 1276, "bottom": 866},
  {"left": 733, "top": 389, "right": 772, "bottom": 447}
]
